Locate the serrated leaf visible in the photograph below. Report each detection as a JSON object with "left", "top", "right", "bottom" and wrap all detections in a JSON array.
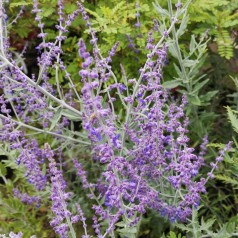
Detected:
[
  {"left": 213, "top": 0, "right": 229, "bottom": 7},
  {"left": 40, "top": 7, "right": 55, "bottom": 18},
  {"left": 216, "top": 175, "right": 238, "bottom": 187},
  {"left": 201, "top": 217, "right": 216, "bottom": 230},
  {"left": 214, "top": 222, "right": 235, "bottom": 238},
  {"left": 227, "top": 106, "right": 238, "bottom": 134},
  {"left": 117, "top": 226, "right": 138, "bottom": 238},
  {"left": 175, "top": 223, "right": 193, "bottom": 232},
  {"left": 86, "top": 8, "right": 101, "bottom": 19},
  {"left": 207, "top": 143, "right": 226, "bottom": 149},
  {"left": 230, "top": 76, "right": 238, "bottom": 91},
  {"left": 65, "top": 3, "right": 77, "bottom": 14},
  {"left": 111, "top": 1, "right": 126, "bottom": 15},
  {"left": 10, "top": 2, "right": 32, "bottom": 8}
]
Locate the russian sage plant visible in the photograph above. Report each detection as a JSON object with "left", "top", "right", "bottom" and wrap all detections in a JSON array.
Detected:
[
  {"left": 0, "top": 0, "right": 231, "bottom": 237},
  {"left": 0, "top": 232, "right": 35, "bottom": 238}
]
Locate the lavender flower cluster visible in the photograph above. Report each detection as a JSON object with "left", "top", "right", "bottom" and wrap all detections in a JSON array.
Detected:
[
  {"left": 0, "top": 232, "right": 35, "bottom": 238},
  {"left": 0, "top": 0, "right": 231, "bottom": 237}
]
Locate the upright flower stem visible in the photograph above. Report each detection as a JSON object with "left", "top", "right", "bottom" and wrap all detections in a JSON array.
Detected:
[
  {"left": 167, "top": 0, "right": 191, "bottom": 89},
  {"left": 0, "top": 0, "right": 7, "bottom": 58},
  {"left": 56, "top": 180, "right": 77, "bottom": 238},
  {"left": 120, "top": 7, "right": 180, "bottom": 153}
]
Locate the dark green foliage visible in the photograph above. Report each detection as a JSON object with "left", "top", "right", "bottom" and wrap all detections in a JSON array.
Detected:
[
  {"left": 189, "top": 0, "right": 238, "bottom": 59},
  {"left": 0, "top": 157, "right": 53, "bottom": 237},
  {"left": 175, "top": 207, "right": 237, "bottom": 238}
]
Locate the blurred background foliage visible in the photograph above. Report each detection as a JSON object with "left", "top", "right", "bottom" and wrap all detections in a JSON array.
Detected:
[{"left": 1, "top": 0, "right": 238, "bottom": 237}]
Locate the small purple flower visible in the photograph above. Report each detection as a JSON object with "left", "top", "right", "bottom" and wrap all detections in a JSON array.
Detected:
[
  {"left": 134, "top": 22, "right": 141, "bottom": 28},
  {"left": 207, "top": 172, "right": 215, "bottom": 179},
  {"left": 175, "top": 2, "right": 183, "bottom": 8},
  {"left": 79, "top": 69, "right": 89, "bottom": 78},
  {"left": 163, "top": 31, "right": 169, "bottom": 37}
]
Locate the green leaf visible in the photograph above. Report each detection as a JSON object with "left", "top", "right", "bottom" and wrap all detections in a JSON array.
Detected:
[
  {"left": 230, "top": 76, "right": 238, "bottom": 90},
  {"left": 190, "top": 78, "right": 210, "bottom": 95},
  {"left": 207, "top": 143, "right": 230, "bottom": 150},
  {"left": 169, "top": 231, "right": 177, "bottom": 238},
  {"left": 177, "top": 14, "right": 189, "bottom": 37},
  {"left": 173, "top": 63, "right": 183, "bottom": 79},
  {"left": 140, "top": 4, "right": 150, "bottom": 12},
  {"left": 42, "top": 163, "right": 47, "bottom": 176},
  {"left": 117, "top": 227, "right": 137, "bottom": 234},
  {"left": 216, "top": 175, "right": 238, "bottom": 188},
  {"left": 188, "top": 95, "right": 201, "bottom": 106},
  {"left": 201, "top": 217, "right": 216, "bottom": 231},
  {"left": 10, "top": 2, "right": 32, "bottom": 8},
  {"left": 86, "top": 8, "right": 102, "bottom": 19},
  {"left": 115, "top": 221, "right": 127, "bottom": 227},
  {"left": 189, "top": 35, "right": 197, "bottom": 52},
  {"left": 175, "top": 223, "right": 193, "bottom": 232},
  {"left": 50, "top": 107, "right": 63, "bottom": 131},
  {"left": 227, "top": 106, "right": 238, "bottom": 134},
  {"left": 213, "top": 0, "right": 229, "bottom": 7},
  {"left": 200, "top": 91, "right": 218, "bottom": 102},
  {"left": 40, "top": 7, "right": 55, "bottom": 18},
  {"left": 65, "top": 3, "right": 77, "bottom": 14},
  {"left": 162, "top": 79, "right": 181, "bottom": 89},
  {"left": 183, "top": 59, "right": 199, "bottom": 68},
  {"left": 153, "top": 1, "right": 169, "bottom": 18},
  {"left": 61, "top": 109, "right": 81, "bottom": 121},
  {"left": 169, "top": 43, "right": 178, "bottom": 59},
  {"left": 0, "top": 162, "right": 6, "bottom": 177},
  {"left": 111, "top": 1, "right": 126, "bottom": 15}
]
